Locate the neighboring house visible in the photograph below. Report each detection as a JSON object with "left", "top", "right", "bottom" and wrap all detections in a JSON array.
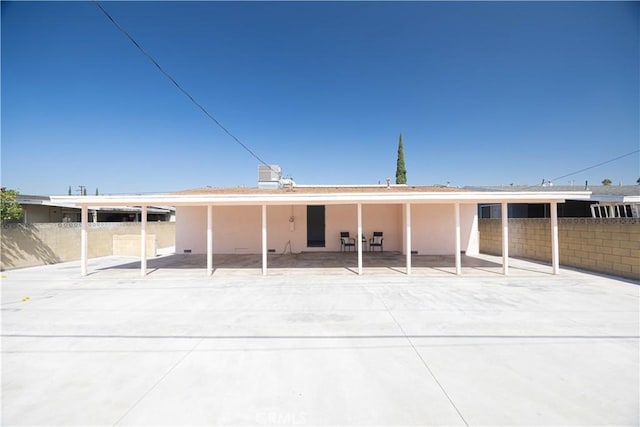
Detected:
[
  {"left": 473, "top": 185, "right": 640, "bottom": 218},
  {"left": 13, "top": 194, "right": 174, "bottom": 224},
  {"left": 52, "top": 166, "right": 591, "bottom": 277}
]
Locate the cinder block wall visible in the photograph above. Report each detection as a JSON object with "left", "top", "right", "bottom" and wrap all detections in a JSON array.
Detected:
[
  {"left": 1, "top": 222, "right": 175, "bottom": 270},
  {"left": 479, "top": 218, "right": 639, "bottom": 280},
  {"left": 113, "top": 235, "right": 157, "bottom": 257}
]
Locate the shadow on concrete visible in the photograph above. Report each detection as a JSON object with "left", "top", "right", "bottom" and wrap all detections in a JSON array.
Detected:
[
  {"left": 98, "top": 252, "right": 505, "bottom": 273},
  {"left": 0, "top": 224, "right": 61, "bottom": 270}
]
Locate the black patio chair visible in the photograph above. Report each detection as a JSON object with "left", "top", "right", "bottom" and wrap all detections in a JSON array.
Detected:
[
  {"left": 340, "top": 232, "right": 356, "bottom": 252},
  {"left": 369, "top": 231, "right": 384, "bottom": 252}
]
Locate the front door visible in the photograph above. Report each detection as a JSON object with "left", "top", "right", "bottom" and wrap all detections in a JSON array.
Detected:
[{"left": 306, "top": 205, "right": 325, "bottom": 247}]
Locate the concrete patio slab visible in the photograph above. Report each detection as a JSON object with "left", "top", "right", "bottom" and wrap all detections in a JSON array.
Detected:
[
  {"left": 2, "top": 348, "right": 191, "bottom": 426},
  {"left": 118, "top": 337, "right": 464, "bottom": 426},
  {"left": 2, "top": 254, "right": 638, "bottom": 426},
  {"left": 412, "top": 337, "right": 638, "bottom": 426}
]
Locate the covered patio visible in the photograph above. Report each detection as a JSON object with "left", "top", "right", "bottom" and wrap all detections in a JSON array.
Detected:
[{"left": 53, "top": 186, "right": 591, "bottom": 277}]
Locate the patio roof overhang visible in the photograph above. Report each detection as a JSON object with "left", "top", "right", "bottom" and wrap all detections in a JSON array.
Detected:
[
  {"left": 54, "top": 189, "right": 591, "bottom": 279},
  {"left": 51, "top": 190, "right": 592, "bottom": 207}
]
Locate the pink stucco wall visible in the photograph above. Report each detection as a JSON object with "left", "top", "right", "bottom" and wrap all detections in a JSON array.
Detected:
[
  {"left": 175, "top": 203, "right": 478, "bottom": 255},
  {"left": 409, "top": 203, "right": 478, "bottom": 255},
  {"left": 175, "top": 206, "right": 206, "bottom": 253},
  {"left": 361, "top": 204, "right": 402, "bottom": 252}
]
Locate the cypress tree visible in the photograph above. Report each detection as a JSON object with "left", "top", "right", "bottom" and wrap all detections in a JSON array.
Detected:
[
  {"left": 68, "top": 186, "right": 72, "bottom": 196},
  {"left": 95, "top": 188, "right": 99, "bottom": 196},
  {"left": 395, "top": 133, "right": 407, "bottom": 184}
]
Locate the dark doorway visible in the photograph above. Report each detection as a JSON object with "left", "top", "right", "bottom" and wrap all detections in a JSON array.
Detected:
[{"left": 307, "top": 205, "right": 325, "bottom": 247}]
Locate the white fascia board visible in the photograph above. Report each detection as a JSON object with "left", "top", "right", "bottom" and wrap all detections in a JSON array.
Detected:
[
  {"left": 36, "top": 201, "right": 158, "bottom": 211},
  {"left": 19, "top": 199, "right": 79, "bottom": 208},
  {"left": 40, "top": 201, "right": 79, "bottom": 208},
  {"left": 51, "top": 191, "right": 591, "bottom": 207},
  {"left": 19, "top": 199, "right": 72, "bottom": 207}
]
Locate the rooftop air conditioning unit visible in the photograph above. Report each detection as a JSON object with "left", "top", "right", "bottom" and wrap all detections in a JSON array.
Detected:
[{"left": 258, "top": 165, "right": 282, "bottom": 189}]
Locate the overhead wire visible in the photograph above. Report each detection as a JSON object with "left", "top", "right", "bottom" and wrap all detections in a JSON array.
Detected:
[
  {"left": 524, "top": 148, "right": 639, "bottom": 188},
  {"left": 93, "top": 1, "right": 280, "bottom": 175},
  {"left": 550, "top": 149, "right": 639, "bottom": 183},
  {"left": 95, "top": 1, "right": 636, "bottom": 187}
]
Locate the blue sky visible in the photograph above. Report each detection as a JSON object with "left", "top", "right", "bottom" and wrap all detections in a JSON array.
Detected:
[{"left": 2, "top": 1, "right": 638, "bottom": 195}]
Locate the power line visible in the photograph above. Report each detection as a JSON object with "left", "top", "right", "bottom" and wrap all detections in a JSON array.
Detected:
[
  {"left": 549, "top": 149, "right": 639, "bottom": 182},
  {"left": 526, "top": 149, "right": 639, "bottom": 188},
  {"left": 93, "top": 1, "right": 277, "bottom": 174}
]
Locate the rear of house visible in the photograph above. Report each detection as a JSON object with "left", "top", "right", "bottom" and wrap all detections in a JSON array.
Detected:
[{"left": 175, "top": 201, "right": 479, "bottom": 256}]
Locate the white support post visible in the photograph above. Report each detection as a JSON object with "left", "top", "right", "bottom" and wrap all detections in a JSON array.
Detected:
[
  {"left": 262, "top": 204, "right": 267, "bottom": 276},
  {"left": 81, "top": 205, "right": 88, "bottom": 276},
  {"left": 454, "top": 203, "right": 462, "bottom": 275},
  {"left": 357, "top": 203, "right": 363, "bottom": 275},
  {"left": 141, "top": 205, "right": 147, "bottom": 277},
  {"left": 502, "top": 202, "right": 509, "bottom": 275},
  {"left": 207, "top": 205, "right": 213, "bottom": 276},
  {"left": 551, "top": 201, "right": 560, "bottom": 275},
  {"left": 405, "top": 203, "right": 411, "bottom": 275}
]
